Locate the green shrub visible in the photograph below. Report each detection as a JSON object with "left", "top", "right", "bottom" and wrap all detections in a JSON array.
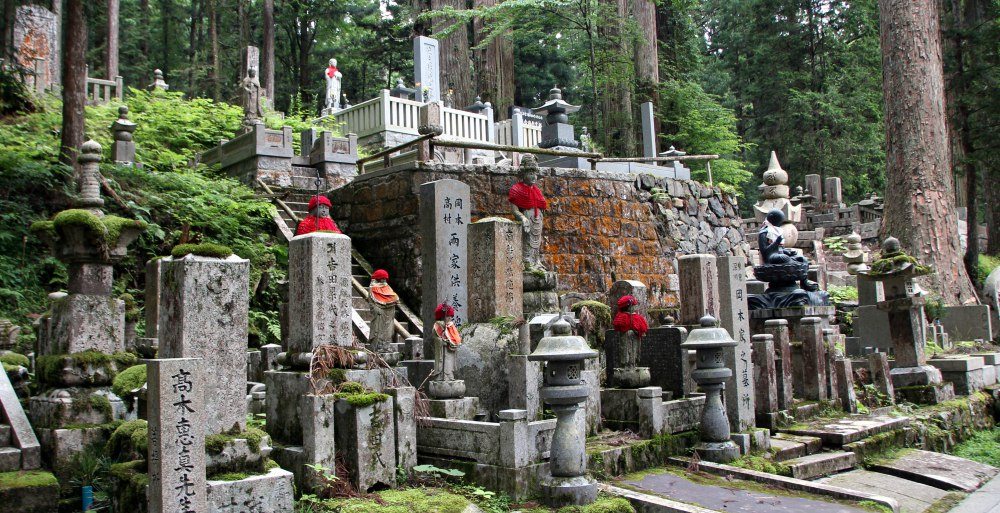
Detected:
[
  {"left": 828, "top": 285, "right": 858, "bottom": 303},
  {"left": 112, "top": 364, "right": 146, "bottom": 397},
  {"left": 105, "top": 420, "right": 148, "bottom": 462}
]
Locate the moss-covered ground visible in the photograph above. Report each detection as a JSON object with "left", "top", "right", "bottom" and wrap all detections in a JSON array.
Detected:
[
  {"left": 0, "top": 470, "right": 59, "bottom": 490},
  {"left": 297, "top": 488, "right": 635, "bottom": 513}
]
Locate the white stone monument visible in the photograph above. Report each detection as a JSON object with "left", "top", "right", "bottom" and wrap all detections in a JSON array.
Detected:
[{"left": 413, "top": 36, "right": 441, "bottom": 102}]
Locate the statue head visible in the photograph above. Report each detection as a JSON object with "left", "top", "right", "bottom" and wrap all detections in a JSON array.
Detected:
[
  {"left": 765, "top": 209, "right": 785, "bottom": 227},
  {"left": 617, "top": 295, "right": 638, "bottom": 314},
  {"left": 882, "top": 236, "right": 901, "bottom": 254},
  {"left": 372, "top": 269, "right": 389, "bottom": 284},
  {"left": 435, "top": 303, "right": 455, "bottom": 323},
  {"left": 329, "top": 58, "right": 338, "bottom": 67},
  {"left": 118, "top": 105, "right": 129, "bottom": 119},
  {"left": 518, "top": 155, "right": 539, "bottom": 185},
  {"left": 308, "top": 195, "right": 332, "bottom": 218},
  {"left": 248, "top": 67, "right": 257, "bottom": 78}
]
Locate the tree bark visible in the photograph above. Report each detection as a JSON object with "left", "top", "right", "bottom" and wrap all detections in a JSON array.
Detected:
[
  {"left": 139, "top": 0, "right": 149, "bottom": 58},
  {"left": 106, "top": 0, "right": 119, "bottom": 78},
  {"left": 160, "top": 0, "right": 172, "bottom": 76},
  {"left": 599, "top": 0, "right": 635, "bottom": 156},
  {"left": 472, "top": 0, "right": 514, "bottom": 119},
  {"left": 431, "top": 0, "right": 474, "bottom": 107},
  {"left": 60, "top": 0, "right": 86, "bottom": 170},
  {"left": 632, "top": 0, "right": 659, "bottom": 119},
  {"left": 262, "top": 0, "right": 275, "bottom": 101},
  {"left": 877, "top": 0, "right": 977, "bottom": 304},
  {"left": 208, "top": 0, "right": 219, "bottom": 100},
  {"left": 187, "top": 0, "right": 199, "bottom": 92}
]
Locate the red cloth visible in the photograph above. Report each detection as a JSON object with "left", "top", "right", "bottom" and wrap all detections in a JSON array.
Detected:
[
  {"left": 613, "top": 311, "right": 649, "bottom": 339},
  {"left": 508, "top": 182, "right": 547, "bottom": 218},
  {"left": 326, "top": 66, "right": 339, "bottom": 78},
  {"left": 370, "top": 284, "right": 398, "bottom": 305},
  {"left": 296, "top": 215, "right": 341, "bottom": 235},
  {"left": 434, "top": 303, "right": 455, "bottom": 320},
  {"left": 617, "top": 295, "right": 638, "bottom": 310},
  {"left": 308, "top": 195, "right": 332, "bottom": 210},
  {"left": 434, "top": 321, "right": 462, "bottom": 346},
  {"left": 372, "top": 269, "right": 389, "bottom": 281}
]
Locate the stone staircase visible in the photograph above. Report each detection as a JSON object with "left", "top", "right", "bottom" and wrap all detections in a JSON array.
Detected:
[
  {"left": 258, "top": 180, "right": 423, "bottom": 343},
  {"left": 0, "top": 363, "right": 41, "bottom": 472}
]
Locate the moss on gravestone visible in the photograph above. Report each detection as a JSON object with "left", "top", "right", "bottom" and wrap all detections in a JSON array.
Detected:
[
  {"left": 0, "top": 470, "right": 59, "bottom": 490},
  {"left": 868, "top": 251, "right": 932, "bottom": 277},
  {"left": 109, "top": 460, "right": 148, "bottom": 510},
  {"left": 0, "top": 353, "right": 29, "bottom": 368},
  {"left": 334, "top": 381, "right": 389, "bottom": 407},
  {"left": 112, "top": 364, "right": 146, "bottom": 397},
  {"left": 36, "top": 350, "right": 138, "bottom": 385},
  {"left": 105, "top": 419, "right": 148, "bottom": 462},
  {"left": 170, "top": 242, "right": 233, "bottom": 259},
  {"left": 205, "top": 426, "right": 267, "bottom": 454},
  {"left": 31, "top": 209, "right": 148, "bottom": 248}
]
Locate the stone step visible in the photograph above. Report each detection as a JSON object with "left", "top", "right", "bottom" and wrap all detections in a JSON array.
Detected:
[
  {"left": 768, "top": 438, "right": 809, "bottom": 462},
  {"left": 0, "top": 425, "right": 10, "bottom": 446},
  {"left": 783, "top": 451, "right": 857, "bottom": 480},
  {"left": 817, "top": 469, "right": 951, "bottom": 513},
  {"left": 770, "top": 432, "right": 823, "bottom": 457},
  {"left": 868, "top": 449, "right": 999, "bottom": 492},
  {"left": 779, "top": 414, "right": 910, "bottom": 447},
  {"left": 0, "top": 446, "right": 21, "bottom": 472}
]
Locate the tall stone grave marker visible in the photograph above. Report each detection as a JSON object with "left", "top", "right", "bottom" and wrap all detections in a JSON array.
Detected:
[
  {"left": 677, "top": 254, "right": 719, "bottom": 325},
  {"left": 804, "top": 174, "right": 822, "bottom": 200},
  {"left": 717, "top": 255, "right": 754, "bottom": 432},
  {"left": 640, "top": 102, "right": 657, "bottom": 158},
  {"left": 608, "top": 280, "right": 649, "bottom": 319},
  {"left": 468, "top": 218, "right": 522, "bottom": 322},
  {"left": 159, "top": 253, "right": 250, "bottom": 434},
  {"left": 800, "top": 317, "right": 827, "bottom": 401},
  {"left": 751, "top": 334, "right": 778, "bottom": 415},
  {"left": 287, "top": 232, "right": 353, "bottom": 351},
  {"left": 824, "top": 176, "right": 843, "bottom": 206},
  {"left": 414, "top": 36, "right": 441, "bottom": 102},
  {"left": 764, "top": 319, "right": 794, "bottom": 410},
  {"left": 148, "top": 358, "right": 207, "bottom": 513},
  {"left": 421, "top": 179, "right": 470, "bottom": 330},
  {"left": 13, "top": 5, "right": 59, "bottom": 88}
]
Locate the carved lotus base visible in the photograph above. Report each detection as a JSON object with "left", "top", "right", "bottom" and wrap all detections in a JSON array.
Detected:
[
  {"left": 612, "top": 367, "right": 651, "bottom": 388},
  {"left": 428, "top": 379, "right": 465, "bottom": 399}
]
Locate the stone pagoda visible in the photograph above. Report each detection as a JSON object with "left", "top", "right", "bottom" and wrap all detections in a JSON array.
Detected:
[{"left": 753, "top": 151, "right": 802, "bottom": 247}]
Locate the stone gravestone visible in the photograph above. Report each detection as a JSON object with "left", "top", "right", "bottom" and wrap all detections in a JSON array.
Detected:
[
  {"left": 420, "top": 180, "right": 470, "bottom": 331},
  {"left": 800, "top": 317, "right": 827, "bottom": 401},
  {"left": 413, "top": 36, "right": 441, "bottom": 102},
  {"left": 605, "top": 326, "right": 688, "bottom": 399},
  {"left": 241, "top": 45, "right": 260, "bottom": 84},
  {"left": 824, "top": 177, "right": 842, "bottom": 206},
  {"left": 867, "top": 352, "right": 895, "bottom": 403},
  {"left": 468, "top": 218, "right": 523, "bottom": 323},
  {"left": 717, "top": 256, "right": 754, "bottom": 432},
  {"left": 148, "top": 358, "right": 207, "bottom": 513},
  {"left": 608, "top": 280, "right": 649, "bottom": 320},
  {"left": 764, "top": 319, "right": 794, "bottom": 410},
  {"left": 640, "top": 102, "right": 657, "bottom": 158},
  {"left": 287, "top": 232, "right": 353, "bottom": 352},
  {"left": 751, "top": 335, "right": 778, "bottom": 416},
  {"left": 13, "top": 5, "right": 59, "bottom": 89},
  {"left": 159, "top": 254, "right": 250, "bottom": 434},
  {"left": 677, "top": 254, "right": 719, "bottom": 325},
  {"left": 835, "top": 359, "right": 859, "bottom": 413},
  {"left": 804, "top": 174, "right": 822, "bottom": 200}
]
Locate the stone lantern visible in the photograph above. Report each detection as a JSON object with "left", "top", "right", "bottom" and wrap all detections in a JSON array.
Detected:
[
  {"left": 681, "top": 315, "right": 740, "bottom": 463},
  {"left": 529, "top": 315, "right": 598, "bottom": 506},
  {"left": 532, "top": 86, "right": 581, "bottom": 150}
]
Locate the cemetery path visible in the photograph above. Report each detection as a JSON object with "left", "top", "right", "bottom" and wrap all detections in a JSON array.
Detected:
[
  {"left": 818, "top": 469, "right": 952, "bottom": 513},
  {"left": 948, "top": 473, "right": 1000, "bottom": 512}
]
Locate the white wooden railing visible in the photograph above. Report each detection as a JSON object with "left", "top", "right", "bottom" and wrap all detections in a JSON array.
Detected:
[
  {"left": 441, "top": 105, "right": 494, "bottom": 142},
  {"left": 335, "top": 89, "right": 495, "bottom": 144},
  {"left": 496, "top": 112, "right": 543, "bottom": 148}
]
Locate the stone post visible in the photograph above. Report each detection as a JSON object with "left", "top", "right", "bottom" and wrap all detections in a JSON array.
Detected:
[
  {"left": 420, "top": 179, "right": 470, "bottom": 330},
  {"left": 147, "top": 358, "right": 207, "bottom": 513},
  {"left": 764, "top": 319, "right": 794, "bottom": 410},
  {"left": 300, "top": 394, "right": 337, "bottom": 490},
  {"left": 834, "top": 359, "right": 858, "bottom": 413},
  {"left": 159, "top": 254, "right": 250, "bottom": 434},
  {"left": 498, "top": 409, "right": 531, "bottom": 468},
  {"left": 751, "top": 334, "right": 778, "bottom": 415},
  {"left": 413, "top": 36, "right": 441, "bottom": 102},
  {"left": 677, "top": 254, "right": 719, "bottom": 325},
  {"left": 800, "top": 317, "right": 827, "bottom": 401},
  {"left": 468, "top": 218, "right": 523, "bottom": 323},
  {"left": 143, "top": 258, "right": 163, "bottom": 339},
  {"left": 823, "top": 329, "right": 840, "bottom": 404},
  {"left": 287, "top": 232, "right": 353, "bottom": 352},
  {"left": 867, "top": 352, "right": 895, "bottom": 403},
  {"left": 716, "top": 255, "right": 754, "bottom": 432},
  {"left": 640, "top": 102, "right": 656, "bottom": 158}
]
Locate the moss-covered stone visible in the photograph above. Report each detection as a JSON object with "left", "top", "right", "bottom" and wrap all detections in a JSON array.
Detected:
[
  {"left": 0, "top": 470, "right": 59, "bottom": 489},
  {"left": 32, "top": 209, "right": 148, "bottom": 248},
  {"left": 728, "top": 454, "right": 792, "bottom": 476},
  {"left": 557, "top": 497, "right": 636, "bottom": 513},
  {"left": 571, "top": 300, "right": 613, "bottom": 347},
  {"left": 36, "top": 349, "right": 137, "bottom": 386},
  {"left": 112, "top": 364, "right": 146, "bottom": 397},
  {"left": 0, "top": 353, "right": 29, "bottom": 368},
  {"left": 314, "top": 487, "right": 473, "bottom": 513},
  {"left": 334, "top": 381, "right": 389, "bottom": 407},
  {"left": 109, "top": 460, "right": 148, "bottom": 513},
  {"left": 868, "top": 251, "right": 932, "bottom": 277},
  {"left": 205, "top": 426, "right": 267, "bottom": 455},
  {"left": 171, "top": 242, "right": 234, "bottom": 259},
  {"left": 106, "top": 419, "right": 148, "bottom": 462}
]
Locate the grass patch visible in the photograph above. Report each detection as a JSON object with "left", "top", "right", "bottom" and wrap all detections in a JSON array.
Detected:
[
  {"left": 952, "top": 427, "right": 1000, "bottom": 467},
  {"left": 728, "top": 454, "right": 792, "bottom": 476},
  {"left": 0, "top": 470, "right": 58, "bottom": 489},
  {"left": 304, "top": 487, "right": 473, "bottom": 513}
]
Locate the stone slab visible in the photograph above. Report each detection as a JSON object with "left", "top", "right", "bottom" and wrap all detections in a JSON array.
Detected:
[
  {"left": 148, "top": 358, "right": 207, "bottom": 513},
  {"left": 427, "top": 397, "right": 480, "bottom": 420},
  {"left": 420, "top": 179, "right": 470, "bottom": 329},
  {"left": 940, "top": 305, "right": 994, "bottom": 342},
  {"left": 855, "top": 305, "right": 892, "bottom": 352},
  {"left": 870, "top": 449, "right": 999, "bottom": 493},
  {"left": 780, "top": 414, "right": 911, "bottom": 447},
  {"left": 0, "top": 469, "right": 59, "bottom": 513},
  {"left": 0, "top": 362, "right": 39, "bottom": 469},
  {"left": 784, "top": 450, "right": 857, "bottom": 480},
  {"left": 287, "top": 232, "right": 353, "bottom": 351},
  {"left": 677, "top": 254, "right": 719, "bottom": 325},
  {"left": 769, "top": 437, "right": 808, "bottom": 462},
  {"left": 929, "top": 357, "right": 985, "bottom": 372},
  {"left": 818, "top": 469, "right": 950, "bottom": 513},
  {"left": 468, "top": 218, "right": 522, "bottom": 323},
  {"left": 206, "top": 468, "right": 295, "bottom": 512},
  {"left": 950, "top": 473, "right": 1000, "bottom": 513}
]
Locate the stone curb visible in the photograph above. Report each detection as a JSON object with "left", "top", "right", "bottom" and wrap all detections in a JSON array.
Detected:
[
  {"left": 665, "top": 457, "right": 900, "bottom": 513},
  {"left": 598, "top": 483, "right": 721, "bottom": 513}
]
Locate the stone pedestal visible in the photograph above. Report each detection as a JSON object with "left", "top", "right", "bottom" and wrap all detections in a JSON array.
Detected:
[
  {"left": 427, "top": 396, "right": 480, "bottom": 420},
  {"left": 800, "top": 317, "right": 827, "bottom": 401},
  {"left": 287, "top": 232, "right": 353, "bottom": 352},
  {"left": 334, "top": 398, "right": 397, "bottom": 492},
  {"left": 508, "top": 355, "right": 543, "bottom": 420},
  {"left": 600, "top": 387, "right": 664, "bottom": 437},
  {"left": 46, "top": 294, "right": 125, "bottom": 355}
]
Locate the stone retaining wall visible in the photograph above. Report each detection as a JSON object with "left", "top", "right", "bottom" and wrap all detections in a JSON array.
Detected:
[{"left": 328, "top": 162, "right": 748, "bottom": 310}]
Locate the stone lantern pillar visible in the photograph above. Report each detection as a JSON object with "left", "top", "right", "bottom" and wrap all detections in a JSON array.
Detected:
[
  {"left": 529, "top": 315, "right": 598, "bottom": 506},
  {"left": 681, "top": 315, "right": 740, "bottom": 463}
]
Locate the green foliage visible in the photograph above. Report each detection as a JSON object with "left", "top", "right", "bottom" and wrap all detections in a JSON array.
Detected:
[
  {"left": 0, "top": 65, "right": 36, "bottom": 116},
  {"left": 105, "top": 420, "right": 148, "bottom": 462},
  {"left": 827, "top": 285, "right": 858, "bottom": 303},
  {"left": 952, "top": 427, "right": 1000, "bottom": 467},
  {"left": 977, "top": 254, "right": 1000, "bottom": 286},
  {"left": 205, "top": 427, "right": 268, "bottom": 455},
  {"left": 112, "top": 364, "right": 147, "bottom": 397},
  {"left": 924, "top": 295, "right": 947, "bottom": 322},
  {"left": 824, "top": 237, "right": 848, "bottom": 253},
  {"left": 557, "top": 497, "right": 636, "bottom": 513},
  {"left": 0, "top": 352, "right": 29, "bottom": 368},
  {"left": 300, "top": 487, "right": 473, "bottom": 513},
  {"left": 171, "top": 242, "right": 234, "bottom": 258},
  {"left": 488, "top": 316, "right": 517, "bottom": 336},
  {"left": 68, "top": 444, "right": 113, "bottom": 510}
]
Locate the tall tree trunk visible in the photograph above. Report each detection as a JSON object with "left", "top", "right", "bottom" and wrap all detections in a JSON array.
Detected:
[
  {"left": 140, "top": 0, "right": 149, "bottom": 58},
  {"left": 52, "top": 0, "right": 62, "bottom": 84},
  {"left": 160, "top": 0, "right": 172, "bottom": 76},
  {"left": 297, "top": 22, "right": 313, "bottom": 112},
  {"left": 262, "top": 0, "right": 275, "bottom": 102},
  {"left": 987, "top": 168, "right": 1000, "bottom": 255},
  {"left": 60, "top": 0, "right": 86, "bottom": 170},
  {"left": 473, "top": 0, "right": 514, "bottom": 119},
  {"left": 106, "top": 0, "right": 119, "bottom": 78},
  {"left": 187, "top": 0, "right": 199, "bottom": 93},
  {"left": 632, "top": 0, "right": 658, "bottom": 134},
  {"left": 599, "top": 0, "right": 635, "bottom": 156},
  {"left": 4, "top": 0, "right": 15, "bottom": 59},
  {"left": 208, "top": 0, "right": 219, "bottom": 100},
  {"left": 431, "top": 0, "right": 473, "bottom": 107},
  {"left": 877, "top": 0, "right": 977, "bottom": 304}
]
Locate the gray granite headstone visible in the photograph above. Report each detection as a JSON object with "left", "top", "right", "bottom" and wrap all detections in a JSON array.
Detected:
[
  {"left": 677, "top": 254, "right": 719, "bottom": 325},
  {"left": 468, "top": 218, "right": 523, "bottom": 323},
  {"left": 804, "top": 174, "right": 822, "bottom": 200},
  {"left": 857, "top": 305, "right": 892, "bottom": 352},
  {"left": 717, "top": 255, "right": 754, "bottom": 431},
  {"left": 420, "top": 179, "right": 470, "bottom": 331},
  {"left": 824, "top": 176, "right": 842, "bottom": 205},
  {"left": 764, "top": 319, "right": 794, "bottom": 410},
  {"left": 413, "top": 36, "right": 441, "bottom": 102},
  {"left": 159, "top": 254, "right": 249, "bottom": 434},
  {"left": 287, "top": 232, "right": 353, "bottom": 351},
  {"left": 800, "top": 317, "right": 827, "bottom": 401},
  {"left": 940, "top": 305, "right": 994, "bottom": 342},
  {"left": 148, "top": 358, "right": 207, "bottom": 513},
  {"left": 608, "top": 280, "right": 649, "bottom": 319},
  {"left": 144, "top": 258, "right": 164, "bottom": 338}
]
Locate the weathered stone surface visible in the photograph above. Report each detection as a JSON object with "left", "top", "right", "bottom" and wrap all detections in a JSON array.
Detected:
[
  {"left": 389, "top": 387, "right": 418, "bottom": 474},
  {"left": 867, "top": 353, "right": 894, "bottom": 402},
  {"left": 855, "top": 305, "right": 891, "bottom": 353},
  {"left": 427, "top": 397, "right": 480, "bottom": 420},
  {"left": 940, "top": 305, "right": 994, "bottom": 342},
  {"left": 468, "top": 218, "right": 523, "bottom": 323},
  {"left": 834, "top": 359, "right": 858, "bottom": 413},
  {"left": 818, "top": 469, "right": 949, "bottom": 513},
  {"left": 764, "top": 319, "right": 795, "bottom": 410},
  {"left": 206, "top": 435, "right": 273, "bottom": 475},
  {"left": 717, "top": 255, "right": 754, "bottom": 432},
  {"left": 206, "top": 467, "right": 295, "bottom": 512},
  {"left": 663, "top": 396, "right": 705, "bottom": 433},
  {"left": 148, "top": 358, "right": 207, "bottom": 513},
  {"left": 752, "top": 335, "right": 778, "bottom": 415},
  {"left": 47, "top": 294, "right": 125, "bottom": 355},
  {"left": 782, "top": 414, "right": 909, "bottom": 446},
  {"left": 287, "top": 232, "right": 353, "bottom": 351},
  {"left": 784, "top": 451, "right": 856, "bottom": 480},
  {"left": 299, "top": 393, "right": 337, "bottom": 490},
  {"left": 421, "top": 179, "right": 470, "bottom": 328},
  {"left": 608, "top": 280, "right": 649, "bottom": 319},
  {"left": 29, "top": 388, "right": 125, "bottom": 428},
  {"left": 580, "top": 369, "right": 602, "bottom": 436},
  {"left": 0, "top": 366, "right": 40, "bottom": 470},
  {"left": 677, "top": 254, "right": 719, "bottom": 325},
  {"left": 508, "top": 355, "right": 543, "bottom": 420},
  {"left": 929, "top": 358, "right": 986, "bottom": 396},
  {"left": 871, "top": 449, "right": 999, "bottom": 492},
  {"left": 334, "top": 398, "right": 396, "bottom": 492},
  {"left": 606, "top": 327, "right": 688, "bottom": 399},
  {"left": 12, "top": 5, "right": 59, "bottom": 89},
  {"left": 144, "top": 258, "right": 163, "bottom": 339},
  {"left": 0, "top": 468, "right": 59, "bottom": 513},
  {"left": 601, "top": 387, "right": 664, "bottom": 437},
  {"left": 454, "top": 323, "right": 515, "bottom": 417},
  {"left": 800, "top": 318, "right": 827, "bottom": 401},
  {"left": 159, "top": 255, "right": 250, "bottom": 434},
  {"left": 263, "top": 371, "right": 311, "bottom": 445}
]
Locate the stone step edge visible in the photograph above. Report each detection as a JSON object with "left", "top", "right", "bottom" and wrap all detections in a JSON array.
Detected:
[
  {"left": 599, "top": 483, "right": 721, "bottom": 513},
  {"left": 783, "top": 451, "right": 858, "bottom": 480},
  {"left": 665, "top": 457, "right": 900, "bottom": 513}
]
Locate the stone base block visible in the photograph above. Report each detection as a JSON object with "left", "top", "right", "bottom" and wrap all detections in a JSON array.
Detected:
[
  {"left": 264, "top": 370, "right": 310, "bottom": 445},
  {"left": 418, "top": 455, "right": 548, "bottom": 501},
  {"left": 696, "top": 441, "right": 740, "bottom": 463},
  {"left": 984, "top": 365, "right": 998, "bottom": 386},
  {"left": 207, "top": 434, "right": 273, "bottom": 475},
  {"left": 0, "top": 470, "right": 59, "bottom": 513},
  {"left": 523, "top": 291, "right": 558, "bottom": 316},
  {"left": 730, "top": 433, "right": 751, "bottom": 455},
  {"left": 942, "top": 369, "right": 986, "bottom": 396},
  {"left": 895, "top": 383, "right": 956, "bottom": 405},
  {"left": 206, "top": 467, "right": 295, "bottom": 512},
  {"left": 542, "top": 475, "right": 598, "bottom": 507},
  {"left": 428, "top": 379, "right": 466, "bottom": 399},
  {"left": 400, "top": 360, "right": 434, "bottom": 391},
  {"left": 28, "top": 387, "right": 125, "bottom": 429},
  {"left": 46, "top": 294, "right": 125, "bottom": 355},
  {"left": 427, "top": 397, "right": 480, "bottom": 420},
  {"left": 343, "top": 367, "right": 406, "bottom": 392},
  {"left": 334, "top": 398, "right": 396, "bottom": 492},
  {"left": 663, "top": 395, "right": 705, "bottom": 433},
  {"left": 890, "top": 365, "right": 943, "bottom": 388},
  {"left": 269, "top": 445, "right": 306, "bottom": 491},
  {"left": 34, "top": 426, "right": 110, "bottom": 474},
  {"left": 508, "top": 355, "right": 543, "bottom": 421},
  {"left": 601, "top": 387, "right": 663, "bottom": 437}
]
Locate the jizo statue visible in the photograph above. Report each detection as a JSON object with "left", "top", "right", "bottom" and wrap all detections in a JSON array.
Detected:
[
  {"left": 241, "top": 67, "right": 265, "bottom": 127},
  {"left": 368, "top": 269, "right": 399, "bottom": 352},
  {"left": 325, "top": 58, "right": 343, "bottom": 112},
  {"left": 432, "top": 303, "right": 461, "bottom": 382},
  {"left": 296, "top": 195, "right": 342, "bottom": 236},
  {"left": 508, "top": 155, "right": 548, "bottom": 271}
]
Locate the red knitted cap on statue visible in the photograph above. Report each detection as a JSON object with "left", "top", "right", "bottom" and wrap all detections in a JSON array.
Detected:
[
  {"left": 308, "top": 195, "right": 332, "bottom": 210},
  {"left": 372, "top": 269, "right": 389, "bottom": 281},
  {"left": 435, "top": 303, "right": 455, "bottom": 320},
  {"left": 617, "top": 295, "right": 638, "bottom": 309}
]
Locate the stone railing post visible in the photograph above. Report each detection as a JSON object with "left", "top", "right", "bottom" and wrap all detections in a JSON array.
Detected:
[{"left": 498, "top": 409, "right": 530, "bottom": 468}]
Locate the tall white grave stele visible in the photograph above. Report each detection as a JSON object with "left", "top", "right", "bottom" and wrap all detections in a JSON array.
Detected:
[{"left": 414, "top": 36, "right": 441, "bottom": 103}]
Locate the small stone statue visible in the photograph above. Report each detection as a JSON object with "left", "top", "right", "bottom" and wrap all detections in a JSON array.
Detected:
[
  {"left": 748, "top": 209, "right": 827, "bottom": 309},
  {"left": 296, "top": 195, "right": 342, "bottom": 235},
  {"left": 579, "top": 127, "right": 592, "bottom": 152},
  {"left": 428, "top": 303, "right": 465, "bottom": 399},
  {"left": 611, "top": 295, "right": 650, "bottom": 388},
  {"left": 241, "top": 67, "right": 265, "bottom": 128},
  {"left": 149, "top": 68, "right": 169, "bottom": 91},
  {"left": 509, "top": 155, "right": 548, "bottom": 271},
  {"left": 324, "top": 58, "right": 342, "bottom": 112},
  {"left": 368, "top": 269, "right": 399, "bottom": 361}
]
